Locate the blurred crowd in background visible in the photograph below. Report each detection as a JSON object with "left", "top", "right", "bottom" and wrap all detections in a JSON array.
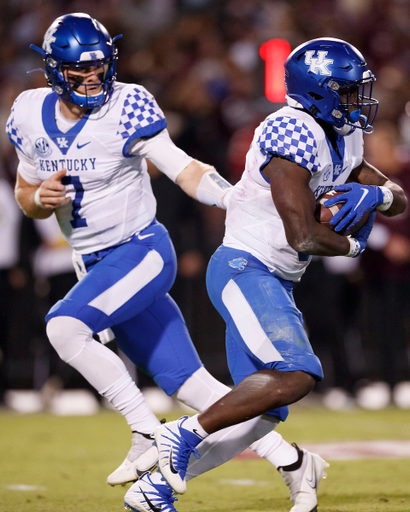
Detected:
[{"left": 1, "top": 0, "right": 410, "bottom": 413}]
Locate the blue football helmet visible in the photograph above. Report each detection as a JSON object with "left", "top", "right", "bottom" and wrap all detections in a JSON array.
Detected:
[
  {"left": 284, "top": 37, "right": 378, "bottom": 135},
  {"left": 30, "top": 13, "right": 122, "bottom": 108}
]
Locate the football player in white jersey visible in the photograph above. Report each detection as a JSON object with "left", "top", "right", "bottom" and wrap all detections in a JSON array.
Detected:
[
  {"left": 151, "top": 37, "right": 408, "bottom": 510},
  {"left": 7, "top": 13, "right": 328, "bottom": 512}
]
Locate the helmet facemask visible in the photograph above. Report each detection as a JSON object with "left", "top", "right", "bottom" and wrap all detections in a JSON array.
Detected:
[
  {"left": 45, "top": 54, "right": 118, "bottom": 109},
  {"left": 331, "top": 77, "right": 378, "bottom": 135}
]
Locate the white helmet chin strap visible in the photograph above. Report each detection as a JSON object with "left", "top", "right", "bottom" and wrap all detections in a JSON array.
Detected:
[
  {"left": 285, "top": 95, "right": 304, "bottom": 109},
  {"left": 333, "top": 123, "right": 356, "bottom": 136}
]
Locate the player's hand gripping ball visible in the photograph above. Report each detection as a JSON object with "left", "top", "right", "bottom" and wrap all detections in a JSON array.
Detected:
[{"left": 315, "top": 189, "right": 369, "bottom": 235}]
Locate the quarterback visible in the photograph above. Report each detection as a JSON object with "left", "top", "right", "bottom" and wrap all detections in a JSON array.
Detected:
[
  {"left": 149, "top": 38, "right": 408, "bottom": 510},
  {"left": 7, "top": 13, "right": 327, "bottom": 512}
]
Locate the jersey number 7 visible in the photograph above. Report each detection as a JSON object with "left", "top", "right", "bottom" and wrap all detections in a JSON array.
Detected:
[{"left": 61, "top": 175, "right": 88, "bottom": 228}]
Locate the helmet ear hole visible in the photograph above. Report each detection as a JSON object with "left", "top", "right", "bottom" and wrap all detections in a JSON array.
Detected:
[{"left": 308, "top": 92, "right": 323, "bottom": 101}]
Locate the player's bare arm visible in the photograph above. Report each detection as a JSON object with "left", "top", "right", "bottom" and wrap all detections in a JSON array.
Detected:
[
  {"left": 15, "top": 169, "right": 70, "bottom": 219},
  {"left": 324, "top": 157, "right": 407, "bottom": 234},
  {"left": 348, "top": 158, "right": 407, "bottom": 217},
  {"left": 175, "top": 159, "right": 232, "bottom": 208},
  {"left": 175, "top": 160, "right": 214, "bottom": 196},
  {"left": 264, "top": 157, "right": 350, "bottom": 257}
]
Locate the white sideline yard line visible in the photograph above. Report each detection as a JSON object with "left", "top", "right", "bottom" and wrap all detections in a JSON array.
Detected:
[
  {"left": 237, "top": 440, "right": 410, "bottom": 461},
  {"left": 220, "top": 479, "right": 270, "bottom": 486},
  {"left": 4, "top": 484, "right": 48, "bottom": 491}
]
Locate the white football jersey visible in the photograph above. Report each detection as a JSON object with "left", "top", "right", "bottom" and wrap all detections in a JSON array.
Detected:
[
  {"left": 6, "top": 82, "right": 192, "bottom": 254},
  {"left": 223, "top": 106, "right": 364, "bottom": 281}
]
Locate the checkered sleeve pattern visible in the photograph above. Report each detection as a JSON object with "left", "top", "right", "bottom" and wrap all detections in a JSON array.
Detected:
[
  {"left": 258, "top": 116, "right": 319, "bottom": 174},
  {"left": 6, "top": 103, "right": 25, "bottom": 155},
  {"left": 117, "top": 88, "right": 166, "bottom": 140}
]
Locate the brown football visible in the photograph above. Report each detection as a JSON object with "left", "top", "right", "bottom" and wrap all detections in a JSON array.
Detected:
[{"left": 315, "top": 189, "right": 369, "bottom": 235}]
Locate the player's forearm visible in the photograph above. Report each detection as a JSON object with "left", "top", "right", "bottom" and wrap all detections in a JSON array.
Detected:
[
  {"left": 377, "top": 180, "right": 407, "bottom": 217},
  {"left": 354, "top": 159, "right": 408, "bottom": 217},
  {"left": 15, "top": 184, "right": 54, "bottom": 219},
  {"left": 176, "top": 160, "right": 232, "bottom": 208},
  {"left": 175, "top": 160, "right": 209, "bottom": 198},
  {"left": 286, "top": 222, "right": 351, "bottom": 257}
]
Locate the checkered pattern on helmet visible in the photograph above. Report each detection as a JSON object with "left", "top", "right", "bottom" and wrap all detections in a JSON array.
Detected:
[
  {"left": 258, "top": 117, "right": 319, "bottom": 173},
  {"left": 117, "top": 88, "right": 165, "bottom": 139},
  {"left": 6, "top": 104, "right": 24, "bottom": 153}
]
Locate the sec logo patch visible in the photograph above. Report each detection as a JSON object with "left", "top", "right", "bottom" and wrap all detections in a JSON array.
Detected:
[{"left": 35, "top": 137, "right": 52, "bottom": 157}]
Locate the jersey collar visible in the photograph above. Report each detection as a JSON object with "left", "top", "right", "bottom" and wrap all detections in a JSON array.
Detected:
[{"left": 42, "top": 92, "right": 91, "bottom": 156}]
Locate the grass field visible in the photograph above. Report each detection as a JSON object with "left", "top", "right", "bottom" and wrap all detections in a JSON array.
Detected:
[{"left": 1, "top": 405, "right": 410, "bottom": 512}]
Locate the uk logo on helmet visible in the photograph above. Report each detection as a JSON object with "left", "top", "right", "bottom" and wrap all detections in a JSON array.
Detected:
[
  {"left": 304, "top": 50, "right": 333, "bottom": 76},
  {"left": 79, "top": 50, "right": 105, "bottom": 61},
  {"left": 42, "top": 27, "right": 58, "bottom": 54}
]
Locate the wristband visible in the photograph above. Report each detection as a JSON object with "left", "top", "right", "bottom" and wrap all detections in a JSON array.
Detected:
[
  {"left": 377, "top": 186, "right": 393, "bottom": 211},
  {"left": 34, "top": 187, "right": 45, "bottom": 209},
  {"left": 196, "top": 169, "right": 232, "bottom": 209},
  {"left": 346, "top": 237, "right": 361, "bottom": 258}
]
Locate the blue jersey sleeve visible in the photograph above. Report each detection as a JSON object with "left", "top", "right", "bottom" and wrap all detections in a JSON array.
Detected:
[
  {"left": 257, "top": 116, "right": 319, "bottom": 174},
  {"left": 117, "top": 87, "right": 167, "bottom": 157}
]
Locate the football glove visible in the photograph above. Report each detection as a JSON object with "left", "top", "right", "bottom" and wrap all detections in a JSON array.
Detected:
[
  {"left": 325, "top": 183, "right": 384, "bottom": 233},
  {"left": 346, "top": 210, "right": 377, "bottom": 258}
]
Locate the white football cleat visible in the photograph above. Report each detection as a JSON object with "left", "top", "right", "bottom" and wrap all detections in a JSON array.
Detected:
[
  {"left": 107, "top": 431, "right": 159, "bottom": 486},
  {"left": 278, "top": 443, "right": 329, "bottom": 512},
  {"left": 124, "top": 471, "right": 178, "bottom": 512},
  {"left": 154, "top": 416, "right": 201, "bottom": 495}
]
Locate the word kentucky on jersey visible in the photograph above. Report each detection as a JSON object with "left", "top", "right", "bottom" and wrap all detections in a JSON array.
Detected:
[
  {"left": 5, "top": 82, "right": 169, "bottom": 255},
  {"left": 39, "top": 158, "right": 97, "bottom": 172}
]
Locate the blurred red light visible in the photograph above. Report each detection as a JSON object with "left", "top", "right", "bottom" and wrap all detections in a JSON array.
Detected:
[{"left": 260, "top": 39, "right": 291, "bottom": 103}]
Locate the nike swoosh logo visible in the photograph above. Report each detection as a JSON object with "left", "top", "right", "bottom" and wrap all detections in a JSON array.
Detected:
[
  {"left": 169, "top": 447, "right": 179, "bottom": 475},
  {"left": 354, "top": 188, "right": 369, "bottom": 211},
  {"left": 306, "top": 462, "right": 317, "bottom": 489},
  {"left": 77, "top": 141, "right": 91, "bottom": 149},
  {"left": 193, "top": 429, "right": 204, "bottom": 439},
  {"left": 141, "top": 490, "right": 162, "bottom": 512},
  {"left": 137, "top": 233, "right": 155, "bottom": 240}
]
